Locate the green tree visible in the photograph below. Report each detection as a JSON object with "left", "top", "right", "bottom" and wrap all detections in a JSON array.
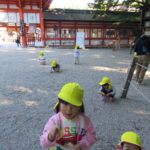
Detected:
[
  {"left": 89, "top": 0, "right": 120, "bottom": 11},
  {"left": 122, "top": 0, "right": 150, "bottom": 10},
  {"left": 89, "top": 0, "right": 150, "bottom": 33},
  {"left": 89, "top": 0, "right": 150, "bottom": 11}
]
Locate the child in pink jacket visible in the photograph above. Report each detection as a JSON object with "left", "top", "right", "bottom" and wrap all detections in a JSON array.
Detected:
[{"left": 40, "top": 82, "right": 97, "bottom": 150}]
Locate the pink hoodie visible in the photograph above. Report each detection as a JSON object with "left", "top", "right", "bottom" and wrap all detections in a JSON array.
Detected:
[{"left": 40, "top": 112, "right": 97, "bottom": 149}]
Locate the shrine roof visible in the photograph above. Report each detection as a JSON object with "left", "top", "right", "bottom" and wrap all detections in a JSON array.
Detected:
[{"left": 44, "top": 9, "right": 140, "bottom": 23}]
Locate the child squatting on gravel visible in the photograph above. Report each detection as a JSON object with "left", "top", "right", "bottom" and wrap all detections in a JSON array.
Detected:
[
  {"left": 98, "top": 77, "right": 116, "bottom": 102},
  {"left": 117, "top": 131, "right": 144, "bottom": 150},
  {"left": 50, "top": 60, "right": 60, "bottom": 73},
  {"left": 38, "top": 51, "right": 46, "bottom": 65},
  {"left": 40, "top": 82, "right": 97, "bottom": 150}
]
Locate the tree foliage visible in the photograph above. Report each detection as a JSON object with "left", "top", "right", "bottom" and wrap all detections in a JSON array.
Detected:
[
  {"left": 122, "top": 0, "right": 150, "bottom": 9},
  {"left": 89, "top": 0, "right": 150, "bottom": 11},
  {"left": 89, "top": 0, "right": 120, "bottom": 11}
]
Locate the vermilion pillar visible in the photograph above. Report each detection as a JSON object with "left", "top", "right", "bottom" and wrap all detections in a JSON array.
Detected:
[
  {"left": 40, "top": 9, "right": 46, "bottom": 47},
  {"left": 19, "top": 4, "right": 27, "bottom": 47}
]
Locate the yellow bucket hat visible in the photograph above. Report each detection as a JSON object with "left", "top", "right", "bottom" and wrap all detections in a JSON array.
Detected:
[
  {"left": 74, "top": 45, "right": 80, "bottom": 49},
  {"left": 39, "top": 51, "right": 44, "bottom": 57},
  {"left": 51, "top": 60, "right": 57, "bottom": 67},
  {"left": 58, "top": 82, "right": 84, "bottom": 106},
  {"left": 99, "top": 77, "right": 111, "bottom": 85},
  {"left": 54, "top": 83, "right": 84, "bottom": 112},
  {"left": 121, "top": 131, "right": 142, "bottom": 149}
]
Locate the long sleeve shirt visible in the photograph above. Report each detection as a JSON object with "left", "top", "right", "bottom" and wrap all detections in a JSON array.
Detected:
[
  {"left": 74, "top": 49, "right": 80, "bottom": 57},
  {"left": 134, "top": 36, "right": 150, "bottom": 55},
  {"left": 40, "top": 112, "right": 97, "bottom": 150},
  {"left": 38, "top": 56, "right": 46, "bottom": 63},
  {"left": 98, "top": 85, "right": 116, "bottom": 96}
]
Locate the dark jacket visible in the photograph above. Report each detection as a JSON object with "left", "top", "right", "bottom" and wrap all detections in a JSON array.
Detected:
[
  {"left": 144, "top": 37, "right": 150, "bottom": 50},
  {"left": 134, "top": 35, "right": 150, "bottom": 55},
  {"left": 16, "top": 37, "right": 20, "bottom": 43}
]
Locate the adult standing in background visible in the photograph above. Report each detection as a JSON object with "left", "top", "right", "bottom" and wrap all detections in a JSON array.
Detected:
[
  {"left": 114, "top": 35, "right": 121, "bottom": 50},
  {"left": 16, "top": 36, "right": 21, "bottom": 47},
  {"left": 134, "top": 34, "right": 150, "bottom": 84}
]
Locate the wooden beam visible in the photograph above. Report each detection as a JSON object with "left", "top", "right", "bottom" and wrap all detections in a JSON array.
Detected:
[{"left": 0, "top": 0, "right": 52, "bottom": 8}]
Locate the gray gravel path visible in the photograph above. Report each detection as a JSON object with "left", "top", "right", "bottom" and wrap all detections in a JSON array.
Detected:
[{"left": 0, "top": 47, "right": 150, "bottom": 150}]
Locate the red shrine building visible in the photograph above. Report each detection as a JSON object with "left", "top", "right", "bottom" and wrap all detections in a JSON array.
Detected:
[
  {"left": 0, "top": 0, "right": 53, "bottom": 47},
  {"left": 0, "top": 0, "right": 140, "bottom": 48}
]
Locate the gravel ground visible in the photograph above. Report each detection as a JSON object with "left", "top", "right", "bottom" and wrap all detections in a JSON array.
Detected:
[{"left": 0, "top": 47, "right": 150, "bottom": 150}]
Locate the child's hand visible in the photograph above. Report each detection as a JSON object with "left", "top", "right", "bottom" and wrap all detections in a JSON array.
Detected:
[
  {"left": 73, "top": 143, "right": 82, "bottom": 150},
  {"left": 64, "top": 142, "right": 74, "bottom": 148},
  {"left": 48, "top": 125, "right": 59, "bottom": 141},
  {"left": 107, "top": 93, "right": 112, "bottom": 97},
  {"left": 102, "top": 93, "right": 106, "bottom": 96},
  {"left": 134, "top": 52, "right": 138, "bottom": 56}
]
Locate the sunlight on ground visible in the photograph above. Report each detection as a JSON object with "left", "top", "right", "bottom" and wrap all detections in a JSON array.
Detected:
[
  {"left": 117, "top": 61, "right": 130, "bottom": 65},
  {"left": 24, "top": 100, "right": 38, "bottom": 106},
  {"left": 133, "top": 110, "right": 150, "bottom": 115},
  {"left": 0, "top": 99, "right": 13, "bottom": 105},
  {"left": 89, "top": 66, "right": 127, "bottom": 73},
  {"left": 0, "top": 47, "right": 54, "bottom": 53},
  {"left": 92, "top": 54, "right": 116, "bottom": 59},
  {"left": 93, "top": 54, "right": 103, "bottom": 58},
  {"left": 29, "top": 58, "right": 38, "bottom": 61},
  {"left": 109, "top": 55, "right": 116, "bottom": 58},
  {"left": 63, "top": 52, "right": 72, "bottom": 55},
  {"left": 43, "top": 50, "right": 54, "bottom": 53},
  {"left": 28, "top": 51, "right": 37, "bottom": 53},
  {"left": 36, "top": 88, "right": 48, "bottom": 94},
  {"left": 7, "top": 85, "right": 32, "bottom": 93}
]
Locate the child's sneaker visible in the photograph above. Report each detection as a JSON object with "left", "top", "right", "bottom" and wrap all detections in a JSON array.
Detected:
[
  {"left": 101, "top": 95, "right": 106, "bottom": 102},
  {"left": 109, "top": 97, "right": 113, "bottom": 102}
]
